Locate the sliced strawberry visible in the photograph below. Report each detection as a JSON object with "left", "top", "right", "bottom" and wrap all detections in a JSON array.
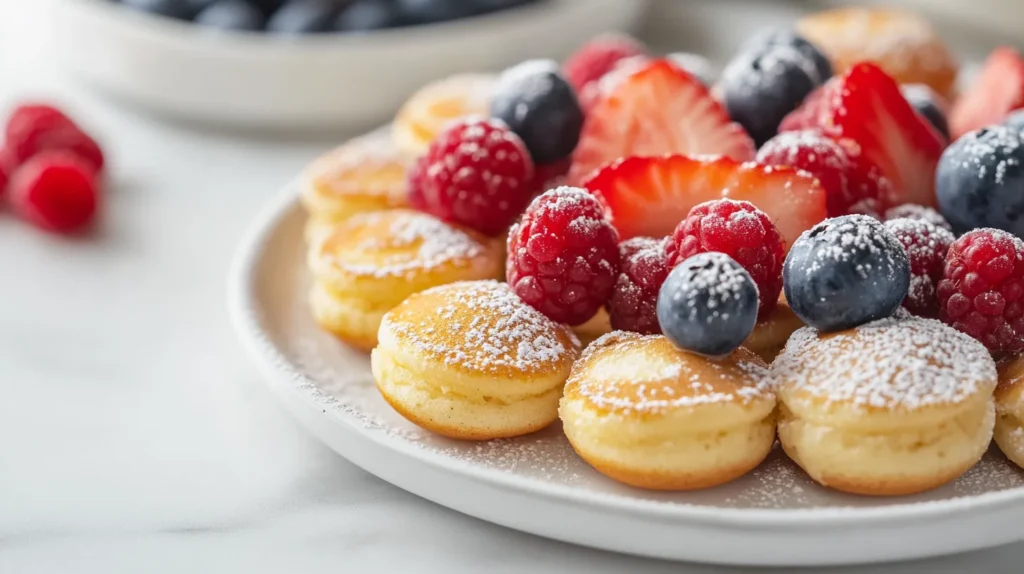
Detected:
[
  {"left": 567, "top": 59, "right": 755, "bottom": 185},
  {"left": 950, "top": 47, "right": 1024, "bottom": 140},
  {"left": 779, "top": 62, "right": 945, "bottom": 208},
  {"left": 777, "top": 82, "right": 830, "bottom": 133},
  {"left": 581, "top": 155, "right": 826, "bottom": 249}
]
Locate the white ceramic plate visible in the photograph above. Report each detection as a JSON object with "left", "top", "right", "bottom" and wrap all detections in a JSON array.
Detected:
[
  {"left": 48, "top": 0, "right": 647, "bottom": 130},
  {"left": 228, "top": 185, "right": 1024, "bottom": 567}
]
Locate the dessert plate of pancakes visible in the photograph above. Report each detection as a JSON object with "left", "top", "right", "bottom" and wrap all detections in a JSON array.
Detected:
[{"left": 230, "top": 7, "right": 1024, "bottom": 568}]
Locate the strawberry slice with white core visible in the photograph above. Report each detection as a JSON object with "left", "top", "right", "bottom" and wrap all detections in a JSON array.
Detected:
[
  {"left": 779, "top": 62, "right": 945, "bottom": 208},
  {"left": 582, "top": 155, "right": 826, "bottom": 250},
  {"left": 567, "top": 59, "right": 755, "bottom": 185}
]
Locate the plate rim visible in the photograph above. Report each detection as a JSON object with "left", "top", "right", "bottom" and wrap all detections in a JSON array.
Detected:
[{"left": 227, "top": 182, "right": 1024, "bottom": 532}]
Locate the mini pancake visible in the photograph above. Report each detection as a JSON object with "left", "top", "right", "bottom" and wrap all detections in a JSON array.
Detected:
[
  {"left": 391, "top": 74, "right": 495, "bottom": 157},
  {"left": 308, "top": 210, "right": 503, "bottom": 350},
  {"left": 560, "top": 332, "right": 775, "bottom": 490},
  {"left": 773, "top": 315, "right": 997, "bottom": 496},
  {"left": 995, "top": 355, "right": 1024, "bottom": 469},
  {"left": 743, "top": 295, "right": 805, "bottom": 364},
  {"left": 300, "top": 132, "right": 409, "bottom": 243},
  {"left": 372, "top": 280, "right": 580, "bottom": 439}
]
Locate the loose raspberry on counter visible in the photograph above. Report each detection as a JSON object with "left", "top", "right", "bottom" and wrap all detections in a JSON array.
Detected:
[
  {"left": 6, "top": 104, "right": 104, "bottom": 173},
  {"left": 938, "top": 228, "right": 1024, "bottom": 354},
  {"left": 607, "top": 236, "right": 671, "bottom": 334},
  {"left": 885, "top": 217, "right": 955, "bottom": 318},
  {"left": 665, "top": 199, "right": 785, "bottom": 318},
  {"left": 506, "top": 187, "right": 620, "bottom": 325},
  {"left": 9, "top": 151, "right": 99, "bottom": 234},
  {"left": 406, "top": 117, "right": 534, "bottom": 236}
]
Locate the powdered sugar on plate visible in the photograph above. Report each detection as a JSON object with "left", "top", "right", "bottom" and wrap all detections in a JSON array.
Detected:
[{"left": 773, "top": 315, "right": 997, "bottom": 410}]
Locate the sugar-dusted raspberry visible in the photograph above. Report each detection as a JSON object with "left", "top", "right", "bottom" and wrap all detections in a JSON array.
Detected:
[
  {"left": 884, "top": 203, "right": 953, "bottom": 231},
  {"left": 665, "top": 198, "right": 785, "bottom": 318},
  {"left": 406, "top": 117, "right": 534, "bottom": 236},
  {"left": 937, "top": 228, "right": 1024, "bottom": 354},
  {"left": 607, "top": 236, "right": 670, "bottom": 334},
  {"left": 6, "top": 104, "right": 104, "bottom": 173},
  {"left": 563, "top": 33, "right": 645, "bottom": 97},
  {"left": 756, "top": 130, "right": 894, "bottom": 218},
  {"left": 9, "top": 151, "right": 99, "bottom": 233},
  {"left": 885, "top": 217, "right": 955, "bottom": 317},
  {"left": 506, "top": 187, "right": 620, "bottom": 325}
]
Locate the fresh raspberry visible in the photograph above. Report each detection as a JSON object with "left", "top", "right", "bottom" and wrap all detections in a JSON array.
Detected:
[
  {"left": 937, "top": 228, "right": 1024, "bottom": 354},
  {"left": 884, "top": 203, "right": 953, "bottom": 231},
  {"left": 506, "top": 187, "right": 620, "bottom": 325},
  {"left": 9, "top": 151, "right": 99, "bottom": 233},
  {"left": 563, "top": 33, "right": 645, "bottom": 98},
  {"left": 607, "top": 236, "right": 670, "bottom": 334},
  {"left": 665, "top": 199, "right": 785, "bottom": 318},
  {"left": 6, "top": 104, "right": 104, "bottom": 173},
  {"left": 885, "top": 217, "right": 955, "bottom": 318},
  {"left": 756, "top": 130, "right": 894, "bottom": 218},
  {"left": 407, "top": 118, "right": 534, "bottom": 236}
]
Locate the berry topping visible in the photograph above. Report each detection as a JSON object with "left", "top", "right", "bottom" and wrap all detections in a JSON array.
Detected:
[
  {"left": 506, "top": 187, "right": 620, "bottom": 325},
  {"left": 531, "top": 158, "right": 571, "bottom": 194},
  {"left": 407, "top": 117, "right": 534, "bottom": 236},
  {"left": 739, "top": 29, "right": 833, "bottom": 83},
  {"left": 657, "top": 252, "right": 760, "bottom": 357},
  {"left": 884, "top": 203, "right": 952, "bottom": 231},
  {"left": 756, "top": 130, "right": 895, "bottom": 218},
  {"left": 490, "top": 60, "right": 584, "bottom": 165},
  {"left": 665, "top": 199, "right": 785, "bottom": 319},
  {"left": 937, "top": 228, "right": 1024, "bottom": 354},
  {"left": 194, "top": 0, "right": 265, "bottom": 31},
  {"left": 562, "top": 33, "right": 646, "bottom": 97},
  {"left": 936, "top": 126, "right": 1024, "bottom": 238},
  {"left": 266, "top": 0, "right": 340, "bottom": 33},
  {"left": 885, "top": 217, "right": 955, "bottom": 318},
  {"left": 779, "top": 62, "right": 945, "bottom": 208},
  {"left": 950, "top": 47, "right": 1024, "bottom": 140},
  {"left": 607, "top": 236, "right": 671, "bottom": 334},
  {"left": 567, "top": 58, "right": 755, "bottom": 185},
  {"left": 1005, "top": 109, "right": 1024, "bottom": 134},
  {"left": 582, "top": 154, "right": 825, "bottom": 249},
  {"left": 901, "top": 83, "right": 949, "bottom": 141},
  {"left": 720, "top": 33, "right": 832, "bottom": 146},
  {"left": 6, "top": 104, "right": 104, "bottom": 173},
  {"left": 783, "top": 215, "right": 911, "bottom": 332},
  {"left": 9, "top": 151, "right": 100, "bottom": 234},
  {"left": 665, "top": 52, "right": 716, "bottom": 86}
]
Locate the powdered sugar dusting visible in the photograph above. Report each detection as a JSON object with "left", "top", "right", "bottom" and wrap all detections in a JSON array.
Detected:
[
  {"left": 571, "top": 331, "right": 772, "bottom": 414},
  {"left": 668, "top": 252, "right": 759, "bottom": 324},
  {"left": 306, "top": 131, "right": 407, "bottom": 199},
  {"left": 950, "top": 126, "right": 1024, "bottom": 185},
  {"left": 799, "top": 215, "right": 905, "bottom": 282},
  {"left": 330, "top": 211, "right": 489, "bottom": 279},
  {"left": 385, "top": 280, "right": 578, "bottom": 374},
  {"left": 773, "top": 315, "right": 996, "bottom": 410}
]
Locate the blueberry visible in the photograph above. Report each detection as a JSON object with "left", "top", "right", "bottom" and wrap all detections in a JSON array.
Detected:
[
  {"left": 395, "top": 0, "right": 476, "bottom": 24},
  {"left": 656, "top": 252, "right": 759, "bottom": 357},
  {"left": 721, "top": 36, "right": 832, "bottom": 147},
  {"left": 336, "top": 0, "right": 402, "bottom": 31},
  {"left": 248, "top": 0, "right": 285, "bottom": 15},
  {"left": 471, "top": 0, "right": 535, "bottom": 14},
  {"left": 741, "top": 29, "right": 831, "bottom": 81},
  {"left": 901, "top": 83, "right": 949, "bottom": 140},
  {"left": 489, "top": 60, "right": 583, "bottom": 164},
  {"left": 119, "top": 0, "right": 204, "bottom": 19},
  {"left": 936, "top": 126, "right": 1024, "bottom": 237},
  {"left": 195, "top": 0, "right": 265, "bottom": 30},
  {"left": 666, "top": 52, "right": 716, "bottom": 86},
  {"left": 783, "top": 215, "right": 910, "bottom": 332},
  {"left": 1004, "top": 109, "right": 1024, "bottom": 134},
  {"left": 266, "top": 0, "right": 341, "bottom": 33}
]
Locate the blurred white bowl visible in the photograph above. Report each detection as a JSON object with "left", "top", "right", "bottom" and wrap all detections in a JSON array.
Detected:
[{"left": 49, "top": 0, "right": 649, "bottom": 130}]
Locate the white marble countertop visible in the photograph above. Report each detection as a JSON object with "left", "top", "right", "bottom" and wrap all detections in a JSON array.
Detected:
[{"left": 2, "top": 2, "right": 1023, "bottom": 573}]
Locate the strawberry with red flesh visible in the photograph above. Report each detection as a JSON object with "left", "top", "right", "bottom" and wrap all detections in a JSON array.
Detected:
[
  {"left": 567, "top": 59, "right": 755, "bottom": 185},
  {"left": 950, "top": 47, "right": 1024, "bottom": 140},
  {"left": 581, "top": 154, "right": 826, "bottom": 250},
  {"left": 778, "top": 62, "right": 945, "bottom": 208}
]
